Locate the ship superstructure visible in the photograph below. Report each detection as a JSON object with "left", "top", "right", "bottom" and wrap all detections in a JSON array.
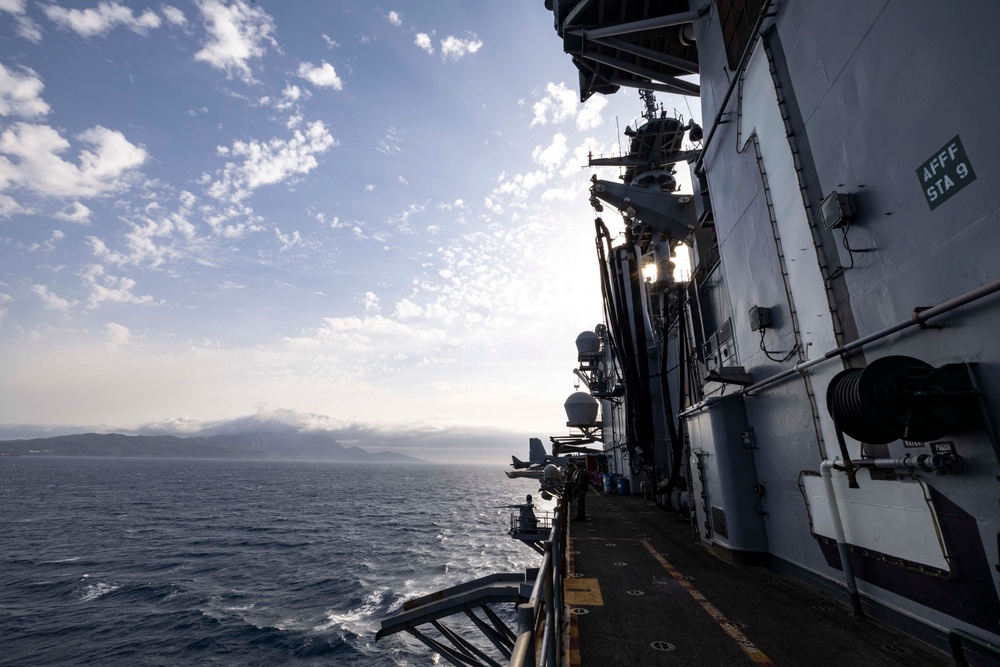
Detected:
[
  {"left": 551, "top": 0, "right": 1000, "bottom": 660},
  {"left": 376, "top": 2, "right": 1000, "bottom": 663}
]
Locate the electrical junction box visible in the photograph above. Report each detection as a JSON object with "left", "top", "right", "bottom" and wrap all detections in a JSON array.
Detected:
[
  {"left": 821, "top": 191, "right": 857, "bottom": 230},
  {"left": 749, "top": 306, "right": 771, "bottom": 332}
]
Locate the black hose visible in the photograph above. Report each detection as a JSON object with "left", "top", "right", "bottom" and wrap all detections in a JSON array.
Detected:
[{"left": 659, "top": 291, "right": 686, "bottom": 501}]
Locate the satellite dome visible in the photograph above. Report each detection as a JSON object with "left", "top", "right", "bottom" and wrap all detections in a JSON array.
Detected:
[
  {"left": 564, "top": 391, "right": 599, "bottom": 427},
  {"left": 576, "top": 331, "right": 601, "bottom": 360}
]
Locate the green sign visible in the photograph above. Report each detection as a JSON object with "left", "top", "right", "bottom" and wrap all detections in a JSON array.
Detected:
[{"left": 917, "top": 135, "right": 976, "bottom": 210}]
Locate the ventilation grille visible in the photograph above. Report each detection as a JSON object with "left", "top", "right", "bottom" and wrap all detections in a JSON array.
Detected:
[{"left": 711, "top": 506, "right": 728, "bottom": 538}]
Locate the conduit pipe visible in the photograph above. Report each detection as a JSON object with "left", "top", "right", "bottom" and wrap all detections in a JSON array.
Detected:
[
  {"left": 820, "top": 459, "right": 864, "bottom": 616},
  {"left": 740, "top": 277, "right": 1000, "bottom": 397}
]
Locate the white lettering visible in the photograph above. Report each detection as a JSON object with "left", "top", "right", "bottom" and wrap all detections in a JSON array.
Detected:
[
  {"left": 927, "top": 186, "right": 938, "bottom": 201},
  {"left": 923, "top": 166, "right": 934, "bottom": 182},
  {"left": 943, "top": 174, "right": 955, "bottom": 190},
  {"left": 957, "top": 162, "right": 969, "bottom": 179},
  {"left": 948, "top": 143, "right": 959, "bottom": 161}
]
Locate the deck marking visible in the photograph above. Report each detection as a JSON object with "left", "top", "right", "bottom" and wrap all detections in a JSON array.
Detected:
[
  {"left": 640, "top": 539, "right": 774, "bottom": 665},
  {"left": 563, "top": 578, "right": 604, "bottom": 606},
  {"left": 567, "top": 531, "right": 581, "bottom": 667}
]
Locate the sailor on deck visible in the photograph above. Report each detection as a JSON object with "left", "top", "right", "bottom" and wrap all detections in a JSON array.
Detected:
[{"left": 508, "top": 494, "right": 538, "bottom": 533}]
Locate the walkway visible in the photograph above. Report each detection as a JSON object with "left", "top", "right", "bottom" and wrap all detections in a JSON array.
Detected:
[{"left": 566, "top": 490, "right": 949, "bottom": 666}]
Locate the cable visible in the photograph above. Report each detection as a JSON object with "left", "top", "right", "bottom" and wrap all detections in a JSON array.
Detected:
[{"left": 759, "top": 327, "right": 797, "bottom": 363}]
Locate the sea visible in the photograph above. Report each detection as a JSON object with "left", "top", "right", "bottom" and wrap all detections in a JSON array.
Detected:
[{"left": 0, "top": 457, "right": 549, "bottom": 666}]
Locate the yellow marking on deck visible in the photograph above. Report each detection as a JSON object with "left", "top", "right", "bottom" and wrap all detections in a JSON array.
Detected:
[
  {"left": 563, "top": 578, "right": 604, "bottom": 606},
  {"left": 640, "top": 539, "right": 774, "bottom": 666},
  {"left": 567, "top": 535, "right": 581, "bottom": 667}
]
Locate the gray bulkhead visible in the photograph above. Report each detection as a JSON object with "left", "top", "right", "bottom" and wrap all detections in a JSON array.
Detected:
[{"left": 690, "top": 0, "right": 1000, "bottom": 641}]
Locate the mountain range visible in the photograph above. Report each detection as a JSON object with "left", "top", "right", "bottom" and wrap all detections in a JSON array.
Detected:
[{"left": 0, "top": 431, "right": 425, "bottom": 463}]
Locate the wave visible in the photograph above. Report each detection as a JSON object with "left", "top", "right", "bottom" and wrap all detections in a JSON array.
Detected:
[
  {"left": 40, "top": 556, "right": 82, "bottom": 564},
  {"left": 79, "top": 581, "right": 120, "bottom": 602}
]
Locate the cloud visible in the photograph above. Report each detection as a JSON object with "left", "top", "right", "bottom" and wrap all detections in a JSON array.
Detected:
[
  {"left": 297, "top": 61, "right": 343, "bottom": 90},
  {"left": 81, "top": 264, "right": 156, "bottom": 309},
  {"left": 0, "top": 0, "right": 41, "bottom": 41},
  {"left": 0, "top": 193, "right": 26, "bottom": 217},
  {"left": 54, "top": 201, "right": 92, "bottom": 223},
  {"left": 530, "top": 81, "right": 578, "bottom": 127},
  {"left": 274, "top": 226, "right": 301, "bottom": 251},
  {"left": 194, "top": 0, "right": 277, "bottom": 83},
  {"left": 43, "top": 1, "right": 163, "bottom": 38},
  {"left": 414, "top": 32, "right": 433, "bottom": 54},
  {"left": 375, "top": 126, "right": 403, "bottom": 155},
  {"left": 385, "top": 10, "right": 401, "bottom": 26},
  {"left": 394, "top": 298, "right": 422, "bottom": 320},
  {"left": 269, "top": 83, "right": 310, "bottom": 111},
  {"left": 576, "top": 95, "right": 608, "bottom": 130},
  {"left": 321, "top": 33, "right": 339, "bottom": 48},
  {"left": 207, "top": 120, "right": 336, "bottom": 203},
  {"left": 0, "top": 1, "right": 27, "bottom": 16},
  {"left": 0, "top": 123, "right": 147, "bottom": 199},
  {"left": 362, "top": 291, "right": 379, "bottom": 314},
  {"left": 440, "top": 34, "right": 482, "bottom": 61},
  {"left": 161, "top": 5, "right": 186, "bottom": 26},
  {"left": 105, "top": 321, "right": 130, "bottom": 345},
  {"left": 531, "top": 133, "right": 568, "bottom": 172},
  {"left": 31, "top": 283, "right": 75, "bottom": 310},
  {"left": 87, "top": 193, "right": 198, "bottom": 267},
  {"left": 0, "top": 63, "right": 50, "bottom": 118},
  {"left": 22, "top": 228, "right": 64, "bottom": 252},
  {"left": 282, "top": 314, "right": 451, "bottom": 362}
]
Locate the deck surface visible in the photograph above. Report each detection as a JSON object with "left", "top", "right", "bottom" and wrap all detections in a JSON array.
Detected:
[{"left": 566, "top": 490, "right": 950, "bottom": 666}]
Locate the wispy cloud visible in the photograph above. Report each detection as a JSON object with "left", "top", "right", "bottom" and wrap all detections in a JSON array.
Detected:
[
  {"left": 87, "top": 192, "right": 198, "bottom": 267},
  {"left": 81, "top": 264, "right": 156, "bottom": 309},
  {"left": 31, "top": 283, "right": 75, "bottom": 310},
  {"left": 0, "top": 0, "right": 42, "bottom": 42},
  {"left": 207, "top": 121, "right": 337, "bottom": 203},
  {"left": 160, "top": 4, "right": 186, "bottom": 26},
  {"left": 43, "top": 1, "right": 163, "bottom": 38},
  {"left": 375, "top": 126, "right": 403, "bottom": 154},
  {"left": 385, "top": 10, "right": 401, "bottom": 27},
  {"left": 54, "top": 201, "right": 92, "bottom": 224},
  {"left": 104, "top": 321, "right": 130, "bottom": 346}
]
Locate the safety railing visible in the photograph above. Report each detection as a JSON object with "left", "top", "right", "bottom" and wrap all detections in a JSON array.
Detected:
[{"left": 509, "top": 496, "right": 568, "bottom": 667}]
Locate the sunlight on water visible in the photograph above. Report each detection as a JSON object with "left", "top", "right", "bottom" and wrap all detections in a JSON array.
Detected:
[{"left": 1, "top": 458, "right": 545, "bottom": 666}]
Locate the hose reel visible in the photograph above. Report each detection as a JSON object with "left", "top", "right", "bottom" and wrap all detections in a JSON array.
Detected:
[{"left": 826, "top": 355, "right": 984, "bottom": 487}]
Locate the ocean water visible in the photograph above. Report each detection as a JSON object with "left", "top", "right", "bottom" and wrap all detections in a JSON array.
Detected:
[{"left": 0, "top": 457, "right": 547, "bottom": 666}]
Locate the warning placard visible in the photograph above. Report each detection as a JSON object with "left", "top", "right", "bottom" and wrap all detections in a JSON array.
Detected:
[{"left": 917, "top": 135, "right": 976, "bottom": 210}]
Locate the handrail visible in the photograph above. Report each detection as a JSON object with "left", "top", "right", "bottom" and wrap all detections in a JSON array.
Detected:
[
  {"left": 949, "top": 628, "right": 1000, "bottom": 666},
  {"left": 509, "top": 496, "right": 568, "bottom": 667}
]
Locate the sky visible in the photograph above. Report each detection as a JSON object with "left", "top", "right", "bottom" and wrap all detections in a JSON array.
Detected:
[{"left": 0, "top": 0, "right": 700, "bottom": 463}]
